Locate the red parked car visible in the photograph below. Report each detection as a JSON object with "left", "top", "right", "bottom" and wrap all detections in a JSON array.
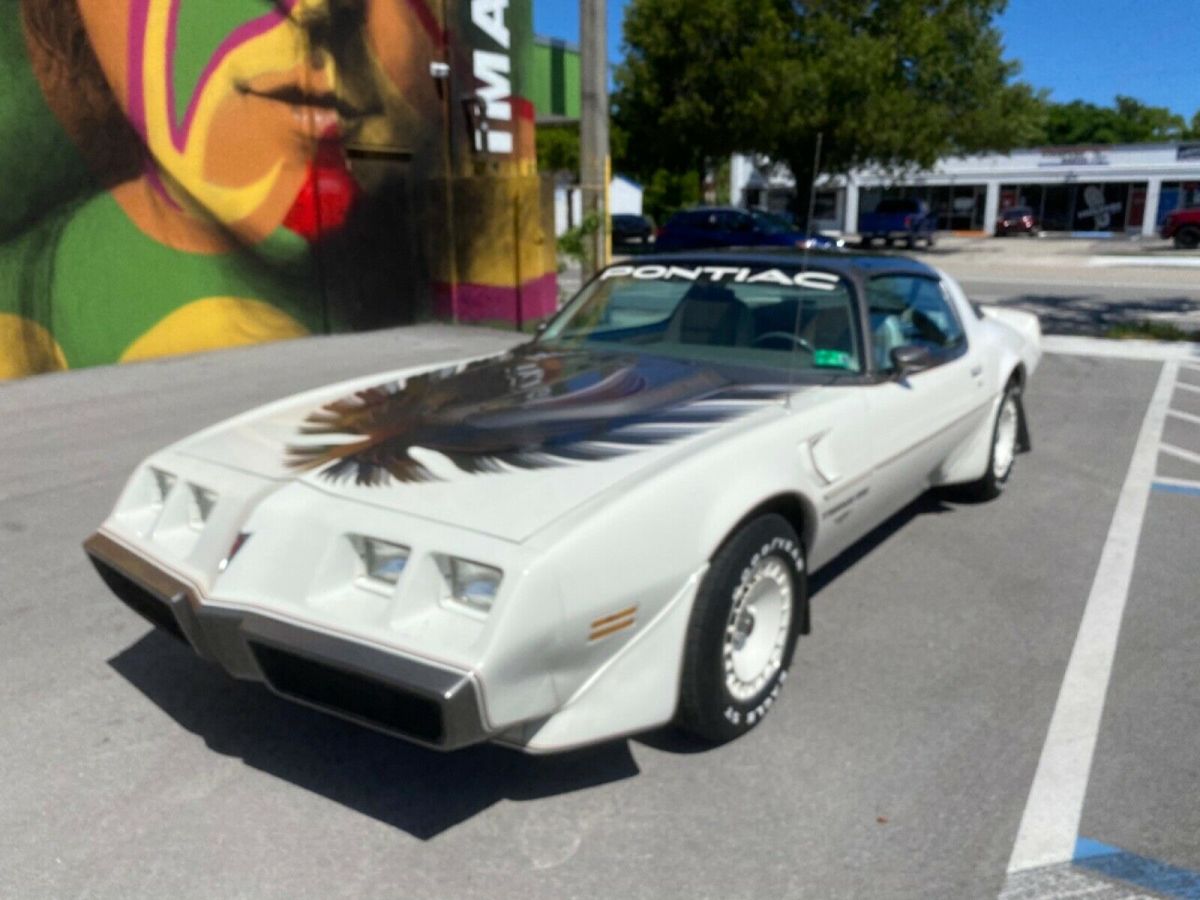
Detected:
[
  {"left": 996, "top": 206, "right": 1038, "bottom": 236},
  {"left": 1160, "top": 207, "right": 1200, "bottom": 249}
]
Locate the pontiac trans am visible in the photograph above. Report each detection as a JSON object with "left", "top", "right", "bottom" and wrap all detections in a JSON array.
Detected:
[{"left": 86, "top": 250, "right": 1041, "bottom": 753}]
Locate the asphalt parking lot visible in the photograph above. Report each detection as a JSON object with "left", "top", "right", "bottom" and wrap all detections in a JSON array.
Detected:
[{"left": 2, "top": 326, "right": 1198, "bottom": 899}]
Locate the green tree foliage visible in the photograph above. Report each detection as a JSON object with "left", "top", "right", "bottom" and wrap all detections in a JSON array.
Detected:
[
  {"left": 536, "top": 124, "right": 581, "bottom": 176},
  {"left": 614, "top": 0, "right": 1045, "bottom": 216},
  {"left": 1037, "top": 96, "right": 1190, "bottom": 145},
  {"left": 642, "top": 169, "right": 702, "bottom": 224}
]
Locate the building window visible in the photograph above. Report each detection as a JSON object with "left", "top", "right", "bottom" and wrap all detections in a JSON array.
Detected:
[{"left": 1001, "top": 182, "right": 1148, "bottom": 233}]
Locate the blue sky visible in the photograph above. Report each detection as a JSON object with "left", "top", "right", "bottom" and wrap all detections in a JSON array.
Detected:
[{"left": 533, "top": 0, "right": 1200, "bottom": 119}]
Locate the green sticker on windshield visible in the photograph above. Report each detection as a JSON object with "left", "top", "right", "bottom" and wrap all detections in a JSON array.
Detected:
[{"left": 814, "top": 349, "right": 852, "bottom": 369}]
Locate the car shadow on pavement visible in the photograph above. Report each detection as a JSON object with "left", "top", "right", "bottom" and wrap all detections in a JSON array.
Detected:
[
  {"left": 808, "top": 491, "right": 957, "bottom": 598},
  {"left": 107, "top": 636, "right": 640, "bottom": 840}
]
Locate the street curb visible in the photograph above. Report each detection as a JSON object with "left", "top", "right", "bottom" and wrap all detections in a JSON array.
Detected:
[
  {"left": 1043, "top": 335, "right": 1200, "bottom": 361},
  {"left": 1088, "top": 256, "right": 1200, "bottom": 269}
]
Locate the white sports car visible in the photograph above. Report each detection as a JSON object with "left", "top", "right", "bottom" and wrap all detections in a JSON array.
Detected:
[{"left": 86, "top": 250, "right": 1041, "bottom": 753}]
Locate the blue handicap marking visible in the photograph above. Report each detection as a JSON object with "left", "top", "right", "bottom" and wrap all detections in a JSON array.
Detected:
[
  {"left": 1073, "top": 836, "right": 1121, "bottom": 861},
  {"left": 1153, "top": 481, "right": 1200, "bottom": 498},
  {"left": 1074, "top": 836, "right": 1200, "bottom": 899}
]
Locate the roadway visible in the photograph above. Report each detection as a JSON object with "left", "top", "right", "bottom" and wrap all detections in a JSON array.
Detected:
[{"left": 1, "top": 325, "right": 1198, "bottom": 899}]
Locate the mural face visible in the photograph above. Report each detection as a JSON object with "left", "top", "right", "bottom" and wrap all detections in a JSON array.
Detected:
[
  {"left": 76, "top": 0, "right": 336, "bottom": 241},
  {"left": 1, "top": 0, "right": 555, "bottom": 382}
]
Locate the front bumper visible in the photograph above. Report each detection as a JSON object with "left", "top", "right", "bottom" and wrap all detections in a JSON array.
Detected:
[{"left": 85, "top": 531, "right": 492, "bottom": 751}]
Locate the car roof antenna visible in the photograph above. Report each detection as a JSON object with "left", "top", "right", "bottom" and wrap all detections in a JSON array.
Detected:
[{"left": 789, "top": 131, "right": 824, "bottom": 407}]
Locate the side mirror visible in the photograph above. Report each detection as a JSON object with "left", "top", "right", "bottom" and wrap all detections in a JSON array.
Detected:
[
  {"left": 889, "top": 345, "right": 933, "bottom": 378},
  {"left": 534, "top": 321, "right": 550, "bottom": 337}
]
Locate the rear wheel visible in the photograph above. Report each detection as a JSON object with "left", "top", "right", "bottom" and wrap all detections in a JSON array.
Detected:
[
  {"left": 1175, "top": 226, "right": 1200, "bottom": 250},
  {"left": 677, "top": 515, "right": 806, "bottom": 743},
  {"left": 963, "top": 382, "right": 1021, "bottom": 501}
]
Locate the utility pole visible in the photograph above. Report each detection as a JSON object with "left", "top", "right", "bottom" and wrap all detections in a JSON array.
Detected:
[{"left": 580, "top": 0, "right": 609, "bottom": 277}]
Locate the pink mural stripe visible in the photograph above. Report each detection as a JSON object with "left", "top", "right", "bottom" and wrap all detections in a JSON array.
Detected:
[
  {"left": 435, "top": 273, "right": 559, "bottom": 324},
  {"left": 406, "top": 0, "right": 447, "bottom": 45},
  {"left": 127, "top": 0, "right": 151, "bottom": 138}
]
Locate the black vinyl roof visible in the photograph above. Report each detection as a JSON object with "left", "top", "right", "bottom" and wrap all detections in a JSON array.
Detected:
[{"left": 620, "top": 248, "right": 939, "bottom": 281}]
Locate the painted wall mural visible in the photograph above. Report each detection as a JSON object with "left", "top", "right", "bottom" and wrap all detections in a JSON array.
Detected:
[{"left": 0, "top": 0, "right": 556, "bottom": 381}]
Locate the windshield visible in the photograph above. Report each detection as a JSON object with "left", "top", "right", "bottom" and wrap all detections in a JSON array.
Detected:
[{"left": 539, "top": 264, "right": 863, "bottom": 374}]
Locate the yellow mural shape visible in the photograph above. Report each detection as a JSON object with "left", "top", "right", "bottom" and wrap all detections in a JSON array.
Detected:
[
  {"left": 120, "top": 297, "right": 309, "bottom": 362},
  {"left": 0, "top": 314, "right": 68, "bottom": 380}
]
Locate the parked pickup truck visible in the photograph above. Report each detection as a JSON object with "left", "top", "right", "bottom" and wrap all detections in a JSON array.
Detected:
[
  {"left": 1160, "top": 207, "right": 1200, "bottom": 249},
  {"left": 859, "top": 198, "right": 937, "bottom": 248}
]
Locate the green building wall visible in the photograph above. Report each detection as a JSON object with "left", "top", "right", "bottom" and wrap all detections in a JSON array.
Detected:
[{"left": 530, "top": 38, "right": 582, "bottom": 121}]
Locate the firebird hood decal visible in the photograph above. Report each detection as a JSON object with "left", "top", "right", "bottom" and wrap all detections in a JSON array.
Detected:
[{"left": 286, "top": 346, "right": 788, "bottom": 486}]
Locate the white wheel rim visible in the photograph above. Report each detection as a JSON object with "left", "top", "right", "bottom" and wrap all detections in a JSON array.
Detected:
[
  {"left": 993, "top": 395, "right": 1019, "bottom": 481},
  {"left": 723, "top": 557, "right": 793, "bottom": 702}
]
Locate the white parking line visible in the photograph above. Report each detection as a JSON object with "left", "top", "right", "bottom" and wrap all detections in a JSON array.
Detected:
[
  {"left": 1161, "top": 443, "right": 1200, "bottom": 466},
  {"left": 1006, "top": 360, "right": 1179, "bottom": 874},
  {"left": 1177, "top": 383, "right": 1200, "bottom": 395},
  {"left": 1168, "top": 409, "right": 1200, "bottom": 426}
]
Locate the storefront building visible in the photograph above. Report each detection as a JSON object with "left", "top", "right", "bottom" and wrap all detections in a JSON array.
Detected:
[{"left": 732, "top": 143, "right": 1200, "bottom": 237}]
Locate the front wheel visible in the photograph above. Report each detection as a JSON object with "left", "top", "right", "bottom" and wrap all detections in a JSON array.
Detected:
[
  {"left": 1175, "top": 226, "right": 1200, "bottom": 250},
  {"left": 963, "top": 384, "right": 1021, "bottom": 501},
  {"left": 677, "top": 515, "right": 807, "bottom": 744}
]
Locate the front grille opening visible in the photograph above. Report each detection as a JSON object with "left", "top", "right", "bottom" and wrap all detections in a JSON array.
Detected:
[
  {"left": 249, "top": 642, "right": 444, "bottom": 744},
  {"left": 90, "top": 557, "right": 188, "bottom": 645}
]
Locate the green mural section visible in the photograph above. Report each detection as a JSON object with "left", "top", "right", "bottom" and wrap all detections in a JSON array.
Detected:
[{"left": 0, "top": 0, "right": 95, "bottom": 241}]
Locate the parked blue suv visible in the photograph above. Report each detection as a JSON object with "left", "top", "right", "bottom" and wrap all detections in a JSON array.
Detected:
[{"left": 655, "top": 207, "right": 843, "bottom": 252}]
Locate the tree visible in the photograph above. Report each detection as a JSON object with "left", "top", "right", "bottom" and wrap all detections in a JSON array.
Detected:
[
  {"left": 614, "top": 0, "right": 1045, "bottom": 219},
  {"left": 536, "top": 125, "right": 581, "bottom": 177},
  {"left": 1038, "top": 96, "right": 1188, "bottom": 145},
  {"left": 642, "top": 168, "right": 702, "bottom": 224}
]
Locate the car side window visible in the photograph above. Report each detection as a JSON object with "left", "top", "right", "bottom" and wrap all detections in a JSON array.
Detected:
[
  {"left": 867, "top": 275, "right": 966, "bottom": 372},
  {"left": 721, "top": 211, "right": 754, "bottom": 232}
]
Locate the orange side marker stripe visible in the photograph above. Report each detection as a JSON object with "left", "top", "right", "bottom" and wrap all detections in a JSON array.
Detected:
[
  {"left": 590, "top": 606, "right": 638, "bottom": 629},
  {"left": 589, "top": 617, "right": 636, "bottom": 641}
]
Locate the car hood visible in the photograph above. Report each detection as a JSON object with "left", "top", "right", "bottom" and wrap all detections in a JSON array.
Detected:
[{"left": 174, "top": 345, "right": 795, "bottom": 543}]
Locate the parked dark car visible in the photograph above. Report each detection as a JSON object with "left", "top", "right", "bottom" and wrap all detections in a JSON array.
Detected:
[
  {"left": 611, "top": 214, "right": 655, "bottom": 248},
  {"left": 1160, "top": 207, "right": 1200, "bottom": 249},
  {"left": 858, "top": 198, "right": 937, "bottom": 248},
  {"left": 655, "top": 206, "right": 843, "bottom": 252},
  {"left": 996, "top": 206, "right": 1039, "bottom": 236}
]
